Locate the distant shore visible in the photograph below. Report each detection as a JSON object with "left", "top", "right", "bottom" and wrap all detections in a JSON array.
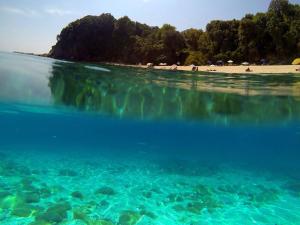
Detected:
[
  {"left": 107, "top": 63, "right": 300, "bottom": 75},
  {"left": 14, "top": 52, "right": 299, "bottom": 75}
]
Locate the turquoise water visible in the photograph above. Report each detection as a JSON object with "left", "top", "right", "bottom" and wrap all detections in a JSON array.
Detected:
[{"left": 0, "top": 51, "right": 300, "bottom": 225}]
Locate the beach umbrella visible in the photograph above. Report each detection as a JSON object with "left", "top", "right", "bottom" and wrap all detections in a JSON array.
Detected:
[
  {"left": 242, "top": 62, "right": 250, "bottom": 66},
  {"left": 159, "top": 63, "right": 167, "bottom": 66},
  {"left": 216, "top": 60, "right": 224, "bottom": 65},
  {"left": 292, "top": 58, "right": 300, "bottom": 65},
  {"left": 227, "top": 60, "right": 234, "bottom": 64},
  {"left": 260, "top": 59, "right": 267, "bottom": 65}
]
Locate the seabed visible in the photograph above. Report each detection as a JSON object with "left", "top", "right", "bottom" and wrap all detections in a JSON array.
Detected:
[{"left": 1, "top": 148, "right": 300, "bottom": 225}]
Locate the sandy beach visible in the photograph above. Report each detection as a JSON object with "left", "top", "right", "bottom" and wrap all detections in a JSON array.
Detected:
[
  {"left": 154, "top": 65, "right": 300, "bottom": 74},
  {"left": 110, "top": 63, "right": 300, "bottom": 74}
]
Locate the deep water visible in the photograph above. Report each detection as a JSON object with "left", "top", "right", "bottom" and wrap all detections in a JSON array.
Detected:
[{"left": 1, "top": 52, "right": 300, "bottom": 225}]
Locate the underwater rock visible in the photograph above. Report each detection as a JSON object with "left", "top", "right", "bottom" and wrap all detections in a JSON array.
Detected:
[
  {"left": 194, "top": 184, "right": 213, "bottom": 197},
  {"left": 49, "top": 185, "right": 66, "bottom": 194},
  {"left": 0, "top": 160, "right": 31, "bottom": 177},
  {"left": 73, "top": 208, "right": 89, "bottom": 222},
  {"left": 95, "top": 186, "right": 116, "bottom": 196},
  {"left": 150, "top": 188, "right": 162, "bottom": 194},
  {"left": 100, "top": 200, "right": 109, "bottom": 207},
  {"left": 164, "top": 185, "right": 221, "bottom": 214},
  {"left": 284, "top": 182, "right": 300, "bottom": 197},
  {"left": 73, "top": 207, "right": 115, "bottom": 225},
  {"left": 172, "top": 204, "right": 185, "bottom": 212},
  {"left": 118, "top": 210, "right": 141, "bottom": 225},
  {"left": 23, "top": 192, "right": 41, "bottom": 203},
  {"left": 89, "top": 219, "right": 115, "bottom": 225},
  {"left": 247, "top": 187, "right": 279, "bottom": 207},
  {"left": 71, "top": 191, "right": 84, "bottom": 200},
  {"left": 186, "top": 202, "right": 205, "bottom": 214},
  {"left": 39, "top": 187, "right": 52, "bottom": 199},
  {"left": 20, "top": 177, "right": 38, "bottom": 190},
  {"left": 29, "top": 221, "right": 52, "bottom": 225},
  {"left": 231, "top": 185, "right": 281, "bottom": 207},
  {"left": 0, "top": 193, "right": 25, "bottom": 209},
  {"left": 202, "top": 197, "right": 222, "bottom": 213},
  {"left": 58, "top": 169, "right": 78, "bottom": 176},
  {"left": 218, "top": 185, "right": 239, "bottom": 194},
  {"left": 35, "top": 202, "right": 71, "bottom": 223},
  {"left": 140, "top": 209, "right": 156, "bottom": 219},
  {"left": 167, "top": 193, "right": 184, "bottom": 203},
  {"left": 142, "top": 191, "right": 152, "bottom": 199},
  {"left": 11, "top": 204, "right": 38, "bottom": 217},
  {"left": 0, "top": 191, "right": 11, "bottom": 202}
]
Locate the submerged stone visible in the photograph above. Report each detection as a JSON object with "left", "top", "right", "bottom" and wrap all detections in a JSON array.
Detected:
[
  {"left": 142, "top": 191, "right": 152, "bottom": 199},
  {"left": 194, "top": 184, "right": 213, "bottom": 196},
  {"left": 11, "top": 205, "right": 35, "bottom": 217},
  {"left": 35, "top": 202, "right": 71, "bottom": 223},
  {"left": 71, "top": 191, "right": 84, "bottom": 200},
  {"left": 29, "top": 221, "right": 52, "bottom": 225},
  {"left": 167, "top": 193, "right": 184, "bottom": 203},
  {"left": 173, "top": 204, "right": 185, "bottom": 212},
  {"left": 73, "top": 208, "right": 89, "bottom": 222},
  {"left": 186, "top": 202, "right": 204, "bottom": 214},
  {"left": 95, "top": 186, "right": 116, "bottom": 196},
  {"left": 0, "top": 194, "right": 24, "bottom": 209},
  {"left": 90, "top": 219, "right": 115, "bottom": 225},
  {"left": 140, "top": 209, "right": 156, "bottom": 219},
  {"left": 20, "top": 177, "right": 37, "bottom": 191},
  {"left": 0, "top": 191, "right": 11, "bottom": 202},
  {"left": 58, "top": 169, "right": 78, "bottom": 176},
  {"left": 218, "top": 185, "right": 239, "bottom": 194},
  {"left": 247, "top": 188, "right": 279, "bottom": 206},
  {"left": 49, "top": 185, "right": 65, "bottom": 194},
  {"left": 118, "top": 210, "right": 141, "bottom": 225},
  {"left": 23, "top": 192, "right": 40, "bottom": 203},
  {"left": 285, "top": 182, "right": 300, "bottom": 197},
  {"left": 39, "top": 187, "right": 52, "bottom": 198}
]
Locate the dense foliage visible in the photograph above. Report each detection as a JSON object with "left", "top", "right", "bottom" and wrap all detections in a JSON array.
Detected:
[{"left": 50, "top": 0, "right": 300, "bottom": 65}]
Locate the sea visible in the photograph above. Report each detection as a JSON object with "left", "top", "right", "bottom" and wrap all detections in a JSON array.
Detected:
[{"left": 0, "top": 51, "right": 300, "bottom": 225}]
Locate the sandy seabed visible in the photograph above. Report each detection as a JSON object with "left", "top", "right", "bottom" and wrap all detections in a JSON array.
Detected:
[{"left": 1, "top": 149, "right": 300, "bottom": 225}]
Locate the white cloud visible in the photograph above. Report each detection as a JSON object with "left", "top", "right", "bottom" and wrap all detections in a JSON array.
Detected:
[
  {"left": 45, "top": 8, "right": 74, "bottom": 16},
  {"left": 0, "top": 6, "right": 38, "bottom": 16},
  {"left": 0, "top": 6, "right": 75, "bottom": 17}
]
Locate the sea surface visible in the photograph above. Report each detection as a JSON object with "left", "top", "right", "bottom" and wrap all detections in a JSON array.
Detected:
[{"left": 0, "top": 51, "right": 300, "bottom": 225}]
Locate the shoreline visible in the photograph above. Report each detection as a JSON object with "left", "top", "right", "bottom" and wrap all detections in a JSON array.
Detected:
[
  {"left": 13, "top": 52, "right": 300, "bottom": 75},
  {"left": 106, "top": 63, "right": 300, "bottom": 75}
]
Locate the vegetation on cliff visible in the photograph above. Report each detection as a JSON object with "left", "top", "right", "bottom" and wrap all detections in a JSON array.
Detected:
[{"left": 50, "top": 0, "right": 300, "bottom": 65}]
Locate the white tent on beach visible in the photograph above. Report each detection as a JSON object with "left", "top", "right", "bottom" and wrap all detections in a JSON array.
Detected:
[{"left": 241, "top": 62, "right": 250, "bottom": 66}]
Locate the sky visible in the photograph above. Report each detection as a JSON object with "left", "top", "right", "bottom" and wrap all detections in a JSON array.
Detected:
[{"left": 0, "top": 0, "right": 299, "bottom": 54}]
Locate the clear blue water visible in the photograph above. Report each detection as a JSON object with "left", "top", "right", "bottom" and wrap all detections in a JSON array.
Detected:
[{"left": 0, "top": 51, "right": 300, "bottom": 225}]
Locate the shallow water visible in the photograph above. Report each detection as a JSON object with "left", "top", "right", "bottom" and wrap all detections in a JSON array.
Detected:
[{"left": 0, "top": 51, "right": 300, "bottom": 225}]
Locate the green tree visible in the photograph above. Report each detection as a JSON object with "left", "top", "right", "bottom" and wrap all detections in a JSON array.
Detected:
[
  {"left": 50, "top": 0, "right": 300, "bottom": 65},
  {"left": 156, "top": 24, "right": 186, "bottom": 64},
  {"left": 184, "top": 51, "right": 206, "bottom": 65},
  {"left": 182, "top": 29, "right": 204, "bottom": 51},
  {"left": 268, "top": 0, "right": 289, "bottom": 15}
]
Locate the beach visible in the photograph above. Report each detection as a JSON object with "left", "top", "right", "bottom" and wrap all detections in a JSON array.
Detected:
[
  {"left": 110, "top": 63, "right": 300, "bottom": 74},
  {"left": 154, "top": 65, "right": 300, "bottom": 74}
]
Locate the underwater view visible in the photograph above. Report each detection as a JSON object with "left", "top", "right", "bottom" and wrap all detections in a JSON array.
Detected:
[{"left": 1, "top": 51, "right": 300, "bottom": 225}]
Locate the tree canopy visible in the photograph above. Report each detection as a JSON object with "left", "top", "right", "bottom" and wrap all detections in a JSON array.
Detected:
[{"left": 50, "top": 0, "right": 300, "bottom": 65}]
